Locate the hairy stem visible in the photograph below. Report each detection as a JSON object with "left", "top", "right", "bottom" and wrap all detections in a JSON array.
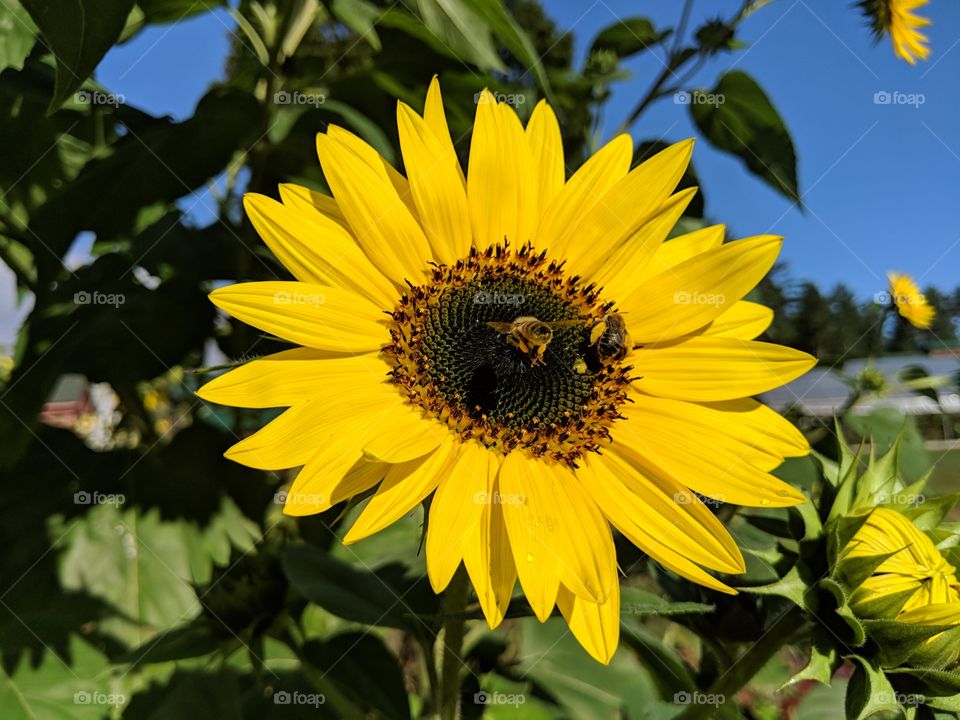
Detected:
[{"left": 439, "top": 568, "right": 470, "bottom": 720}]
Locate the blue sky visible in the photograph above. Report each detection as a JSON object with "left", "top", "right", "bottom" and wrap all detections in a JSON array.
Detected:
[{"left": 3, "top": 0, "right": 958, "bottom": 348}]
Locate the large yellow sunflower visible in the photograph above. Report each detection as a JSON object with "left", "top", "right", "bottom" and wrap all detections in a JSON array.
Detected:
[
  {"left": 860, "top": 0, "right": 932, "bottom": 64},
  {"left": 198, "top": 78, "right": 815, "bottom": 663}
]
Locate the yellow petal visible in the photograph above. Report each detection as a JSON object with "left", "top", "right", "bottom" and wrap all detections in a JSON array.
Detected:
[
  {"left": 397, "top": 102, "right": 472, "bottom": 264},
  {"left": 224, "top": 384, "right": 404, "bottom": 469},
  {"left": 534, "top": 134, "right": 632, "bottom": 252},
  {"left": 622, "top": 235, "right": 782, "bottom": 343},
  {"left": 525, "top": 100, "right": 564, "bottom": 217},
  {"left": 197, "top": 349, "right": 387, "bottom": 409},
  {"left": 244, "top": 193, "right": 397, "bottom": 308},
  {"left": 284, "top": 456, "right": 387, "bottom": 517},
  {"left": 463, "top": 480, "right": 517, "bottom": 629},
  {"left": 317, "top": 132, "right": 431, "bottom": 284},
  {"left": 362, "top": 404, "right": 448, "bottom": 463},
  {"left": 423, "top": 75, "right": 465, "bottom": 184},
  {"left": 557, "top": 582, "right": 620, "bottom": 665},
  {"left": 616, "top": 406, "right": 808, "bottom": 507},
  {"left": 591, "top": 188, "right": 697, "bottom": 295},
  {"left": 582, "top": 451, "right": 745, "bottom": 573},
  {"left": 209, "top": 281, "right": 386, "bottom": 353},
  {"left": 426, "top": 441, "right": 496, "bottom": 592},
  {"left": 497, "top": 452, "right": 562, "bottom": 621},
  {"left": 701, "top": 301, "right": 774, "bottom": 340},
  {"left": 277, "top": 183, "right": 351, "bottom": 232},
  {"left": 581, "top": 454, "right": 738, "bottom": 594},
  {"left": 467, "top": 90, "right": 535, "bottom": 249},
  {"left": 632, "top": 336, "right": 817, "bottom": 401},
  {"left": 556, "top": 139, "right": 694, "bottom": 268},
  {"left": 344, "top": 435, "right": 459, "bottom": 543}
]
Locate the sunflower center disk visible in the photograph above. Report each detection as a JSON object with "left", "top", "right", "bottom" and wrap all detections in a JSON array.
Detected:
[{"left": 385, "top": 244, "right": 633, "bottom": 465}]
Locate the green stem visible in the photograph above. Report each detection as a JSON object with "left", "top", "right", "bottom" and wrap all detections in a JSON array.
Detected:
[
  {"left": 678, "top": 605, "right": 805, "bottom": 719},
  {"left": 439, "top": 568, "right": 470, "bottom": 720}
]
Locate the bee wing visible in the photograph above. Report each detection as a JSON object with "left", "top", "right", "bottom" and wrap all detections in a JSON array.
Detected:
[{"left": 485, "top": 321, "right": 515, "bottom": 333}]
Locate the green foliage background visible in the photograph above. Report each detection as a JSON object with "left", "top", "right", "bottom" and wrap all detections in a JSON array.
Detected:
[{"left": 0, "top": 1, "right": 958, "bottom": 718}]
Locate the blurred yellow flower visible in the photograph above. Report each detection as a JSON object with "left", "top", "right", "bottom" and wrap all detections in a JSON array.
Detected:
[
  {"left": 888, "top": 271, "right": 935, "bottom": 329},
  {"left": 846, "top": 508, "right": 960, "bottom": 616},
  {"left": 861, "top": 0, "right": 932, "bottom": 64}
]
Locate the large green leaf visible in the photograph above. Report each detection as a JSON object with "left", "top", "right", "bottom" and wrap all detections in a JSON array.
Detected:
[
  {"left": 689, "top": 70, "right": 799, "bottom": 203},
  {"left": 329, "top": 0, "right": 381, "bottom": 50},
  {"left": 415, "top": 0, "right": 505, "bottom": 72},
  {"left": 21, "top": 0, "right": 136, "bottom": 112}
]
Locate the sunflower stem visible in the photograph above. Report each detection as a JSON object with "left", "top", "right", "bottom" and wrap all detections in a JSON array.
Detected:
[
  {"left": 439, "top": 568, "right": 470, "bottom": 720},
  {"left": 678, "top": 605, "right": 805, "bottom": 719}
]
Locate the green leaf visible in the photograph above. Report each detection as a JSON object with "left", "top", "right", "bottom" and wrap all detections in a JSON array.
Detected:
[
  {"left": 0, "top": 636, "right": 119, "bottom": 719},
  {"left": 739, "top": 565, "right": 814, "bottom": 610},
  {"left": 845, "top": 655, "right": 901, "bottom": 720},
  {"left": 785, "top": 631, "right": 840, "bottom": 688},
  {"left": 885, "top": 667, "right": 960, "bottom": 697},
  {"left": 118, "top": 620, "right": 225, "bottom": 665},
  {"left": 689, "top": 70, "right": 799, "bottom": 204},
  {"left": 820, "top": 577, "right": 867, "bottom": 646},
  {"left": 21, "top": 0, "right": 136, "bottom": 112},
  {"left": 619, "top": 587, "right": 714, "bottom": 617},
  {"left": 464, "top": 0, "right": 553, "bottom": 99},
  {"left": 862, "top": 618, "right": 959, "bottom": 668},
  {"left": 0, "top": 0, "right": 37, "bottom": 73},
  {"left": 618, "top": 625, "right": 696, "bottom": 699},
  {"left": 589, "top": 17, "right": 668, "bottom": 58},
  {"left": 282, "top": 544, "right": 410, "bottom": 630},
  {"left": 330, "top": 0, "right": 381, "bottom": 50},
  {"left": 415, "top": 0, "right": 505, "bottom": 72},
  {"left": 136, "top": 0, "right": 227, "bottom": 24}
]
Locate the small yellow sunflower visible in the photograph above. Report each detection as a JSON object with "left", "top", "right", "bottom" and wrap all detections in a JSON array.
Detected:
[
  {"left": 888, "top": 271, "right": 935, "bottom": 329},
  {"left": 861, "top": 0, "right": 932, "bottom": 64},
  {"left": 198, "top": 78, "right": 815, "bottom": 663},
  {"left": 846, "top": 508, "right": 960, "bottom": 616}
]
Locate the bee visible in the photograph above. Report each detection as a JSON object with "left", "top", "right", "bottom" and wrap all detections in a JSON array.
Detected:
[
  {"left": 486, "top": 316, "right": 579, "bottom": 366},
  {"left": 589, "top": 313, "right": 633, "bottom": 363}
]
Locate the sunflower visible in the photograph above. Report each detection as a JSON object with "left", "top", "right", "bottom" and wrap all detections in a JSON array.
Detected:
[
  {"left": 845, "top": 508, "right": 960, "bottom": 617},
  {"left": 198, "top": 78, "right": 815, "bottom": 663},
  {"left": 888, "top": 271, "right": 935, "bottom": 329},
  {"left": 860, "top": 0, "right": 932, "bottom": 64}
]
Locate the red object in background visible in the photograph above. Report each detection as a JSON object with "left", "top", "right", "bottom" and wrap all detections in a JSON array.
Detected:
[{"left": 39, "top": 374, "right": 91, "bottom": 428}]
